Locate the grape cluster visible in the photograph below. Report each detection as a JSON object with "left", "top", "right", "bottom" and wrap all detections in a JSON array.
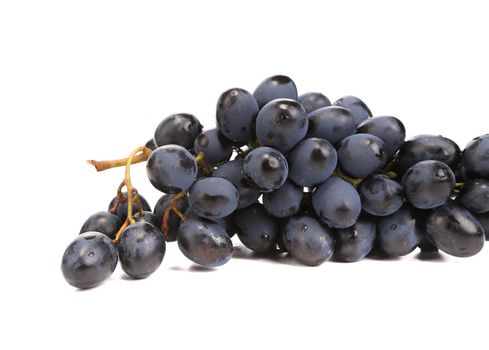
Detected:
[{"left": 61, "top": 75, "right": 489, "bottom": 289}]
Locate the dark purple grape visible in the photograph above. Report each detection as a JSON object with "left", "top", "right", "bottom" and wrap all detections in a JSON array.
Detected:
[
  {"left": 334, "top": 215, "right": 376, "bottom": 262},
  {"left": 461, "top": 134, "right": 489, "bottom": 180},
  {"left": 146, "top": 145, "right": 197, "bottom": 194},
  {"left": 356, "top": 116, "right": 406, "bottom": 158},
  {"left": 118, "top": 222, "right": 166, "bottom": 279},
  {"left": 153, "top": 113, "right": 203, "bottom": 149},
  {"left": 458, "top": 179, "right": 489, "bottom": 213},
  {"left": 427, "top": 202, "right": 485, "bottom": 257},
  {"left": 80, "top": 211, "right": 122, "bottom": 240},
  {"left": 108, "top": 192, "right": 152, "bottom": 222},
  {"left": 397, "top": 135, "right": 461, "bottom": 174},
  {"left": 378, "top": 207, "right": 422, "bottom": 257},
  {"left": 253, "top": 75, "right": 298, "bottom": 108},
  {"left": 333, "top": 95, "right": 372, "bottom": 126},
  {"left": 298, "top": 92, "right": 331, "bottom": 114},
  {"left": 287, "top": 137, "right": 337, "bottom": 187},
  {"left": 216, "top": 88, "right": 259, "bottom": 143},
  {"left": 402, "top": 160, "right": 455, "bottom": 209},
  {"left": 358, "top": 175, "right": 403, "bottom": 216},
  {"left": 337, "top": 133, "right": 388, "bottom": 179},
  {"left": 255, "top": 99, "right": 308, "bottom": 153},
  {"left": 263, "top": 180, "right": 303, "bottom": 218},
  {"left": 187, "top": 177, "right": 239, "bottom": 220},
  {"left": 193, "top": 128, "right": 233, "bottom": 165},
  {"left": 177, "top": 217, "right": 233, "bottom": 267},
  {"left": 475, "top": 212, "right": 489, "bottom": 240},
  {"left": 307, "top": 106, "right": 356, "bottom": 144},
  {"left": 312, "top": 176, "right": 361, "bottom": 229},
  {"left": 243, "top": 147, "right": 288, "bottom": 192},
  {"left": 233, "top": 203, "right": 279, "bottom": 253},
  {"left": 134, "top": 211, "right": 162, "bottom": 228},
  {"left": 154, "top": 194, "right": 188, "bottom": 242},
  {"left": 61, "top": 232, "right": 118, "bottom": 289},
  {"left": 213, "top": 159, "right": 260, "bottom": 209},
  {"left": 283, "top": 214, "right": 334, "bottom": 266},
  {"left": 145, "top": 138, "right": 156, "bottom": 151}
]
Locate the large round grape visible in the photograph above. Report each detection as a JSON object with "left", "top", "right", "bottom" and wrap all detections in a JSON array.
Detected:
[
  {"left": 243, "top": 147, "right": 288, "bottom": 192},
  {"left": 283, "top": 215, "right": 335, "bottom": 266},
  {"left": 153, "top": 113, "right": 202, "bottom": 149},
  {"left": 216, "top": 88, "right": 259, "bottom": 143},
  {"left": 458, "top": 179, "right": 489, "bottom": 214},
  {"left": 287, "top": 137, "right": 337, "bottom": 187},
  {"left": 397, "top": 134, "right": 461, "bottom": 174},
  {"left": 312, "top": 176, "right": 361, "bottom": 229},
  {"left": 187, "top": 177, "right": 239, "bottom": 220},
  {"left": 253, "top": 75, "right": 298, "bottom": 108},
  {"left": 307, "top": 106, "right": 356, "bottom": 144},
  {"left": 177, "top": 217, "right": 233, "bottom": 267},
  {"left": 146, "top": 145, "right": 197, "bottom": 194},
  {"left": 337, "top": 133, "right": 388, "bottom": 179},
  {"left": 461, "top": 134, "right": 489, "bottom": 180},
  {"left": 61, "top": 232, "right": 118, "bottom": 289},
  {"left": 255, "top": 99, "right": 308, "bottom": 153},
  {"left": 334, "top": 215, "right": 376, "bottom": 262},
  {"left": 356, "top": 116, "right": 406, "bottom": 158},
  {"left": 154, "top": 194, "right": 189, "bottom": 241},
  {"left": 118, "top": 222, "right": 166, "bottom": 279},
  {"left": 358, "top": 174, "right": 403, "bottom": 216},
  {"left": 378, "top": 207, "right": 422, "bottom": 257},
  {"left": 193, "top": 128, "right": 232, "bottom": 165},
  {"left": 427, "top": 202, "right": 485, "bottom": 257},
  {"left": 298, "top": 92, "right": 331, "bottom": 114},
  {"left": 213, "top": 159, "right": 260, "bottom": 209},
  {"left": 108, "top": 192, "right": 152, "bottom": 222},
  {"left": 263, "top": 180, "right": 303, "bottom": 218},
  {"left": 233, "top": 203, "right": 279, "bottom": 253},
  {"left": 402, "top": 160, "right": 455, "bottom": 209},
  {"left": 333, "top": 95, "right": 372, "bottom": 126},
  {"left": 80, "top": 211, "right": 122, "bottom": 240}
]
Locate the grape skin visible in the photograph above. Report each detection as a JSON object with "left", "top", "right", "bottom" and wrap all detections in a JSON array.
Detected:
[
  {"left": 298, "top": 92, "right": 331, "bottom": 114},
  {"left": 358, "top": 174, "right": 403, "bottom": 216},
  {"left": 356, "top": 116, "right": 406, "bottom": 158},
  {"left": 461, "top": 134, "right": 489, "bottom": 180},
  {"left": 333, "top": 95, "right": 372, "bottom": 126},
  {"left": 80, "top": 211, "right": 122, "bottom": 240},
  {"left": 243, "top": 146, "right": 288, "bottom": 193},
  {"left": 154, "top": 113, "right": 203, "bottom": 149},
  {"left": 334, "top": 215, "right": 376, "bottom": 262},
  {"left": 263, "top": 180, "right": 303, "bottom": 218},
  {"left": 193, "top": 128, "right": 233, "bottom": 165},
  {"left": 307, "top": 106, "right": 356, "bottom": 144},
  {"left": 253, "top": 75, "right": 298, "bottom": 108}
]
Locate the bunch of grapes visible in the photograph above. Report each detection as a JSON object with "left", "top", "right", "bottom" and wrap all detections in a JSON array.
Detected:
[{"left": 61, "top": 75, "right": 489, "bottom": 289}]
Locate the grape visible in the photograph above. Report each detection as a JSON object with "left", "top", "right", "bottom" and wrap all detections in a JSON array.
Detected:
[
  {"left": 216, "top": 88, "right": 259, "bottom": 143},
  {"left": 337, "top": 133, "right": 388, "bottom": 179},
  {"left": 475, "top": 212, "right": 489, "bottom": 240},
  {"left": 427, "top": 202, "right": 485, "bottom": 257},
  {"left": 145, "top": 138, "right": 156, "bottom": 151},
  {"left": 461, "top": 134, "right": 489, "bottom": 180},
  {"left": 146, "top": 145, "right": 197, "bottom": 194},
  {"left": 177, "top": 217, "right": 233, "bottom": 267},
  {"left": 253, "top": 75, "right": 298, "bottom": 108},
  {"left": 187, "top": 177, "right": 239, "bottom": 220},
  {"left": 61, "top": 232, "right": 118, "bottom": 289},
  {"left": 333, "top": 95, "right": 372, "bottom": 126},
  {"left": 154, "top": 194, "right": 188, "bottom": 242},
  {"left": 312, "top": 176, "right": 361, "bottom": 228},
  {"left": 193, "top": 128, "right": 233, "bottom": 165},
  {"left": 108, "top": 192, "right": 152, "bottom": 222},
  {"left": 307, "top": 106, "right": 356, "bottom": 144},
  {"left": 402, "top": 160, "right": 455, "bottom": 209},
  {"left": 153, "top": 113, "right": 203, "bottom": 149},
  {"left": 118, "top": 222, "right": 166, "bottom": 279},
  {"left": 263, "top": 180, "right": 303, "bottom": 218},
  {"left": 213, "top": 159, "right": 260, "bottom": 209},
  {"left": 377, "top": 207, "right": 422, "bottom": 257},
  {"left": 80, "top": 211, "right": 122, "bottom": 240},
  {"left": 243, "top": 146, "right": 288, "bottom": 192},
  {"left": 283, "top": 214, "right": 334, "bottom": 266},
  {"left": 255, "top": 99, "right": 308, "bottom": 153},
  {"left": 358, "top": 174, "right": 403, "bottom": 216},
  {"left": 134, "top": 211, "right": 162, "bottom": 228},
  {"left": 397, "top": 135, "right": 461, "bottom": 174},
  {"left": 298, "top": 92, "right": 331, "bottom": 114},
  {"left": 233, "top": 203, "right": 279, "bottom": 253},
  {"left": 287, "top": 137, "right": 337, "bottom": 187},
  {"left": 458, "top": 179, "right": 489, "bottom": 214},
  {"left": 414, "top": 209, "right": 439, "bottom": 252},
  {"left": 334, "top": 215, "right": 376, "bottom": 262},
  {"left": 356, "top": 116, "right": 406, "bottom": 158}
]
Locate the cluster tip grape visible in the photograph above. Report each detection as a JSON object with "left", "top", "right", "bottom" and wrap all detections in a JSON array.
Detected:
[{"left": 61, "top": 75, "right": 489, "bottom": 289}]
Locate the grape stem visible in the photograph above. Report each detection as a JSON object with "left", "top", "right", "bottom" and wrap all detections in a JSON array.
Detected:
[
  {"left": 109, "top": 181, "right": 127, "bottom": 214},
  {"left": 124, "top": 146, "right": 146, "bottom": 224},
  {"left": 87, "top": 146, "right": 153, "bottom": 172},
  {"left": 161, "top": 192, "right": 188, "bottom": 241}
]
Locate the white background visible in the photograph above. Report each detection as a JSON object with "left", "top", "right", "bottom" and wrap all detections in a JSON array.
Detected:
[{"left": 1, "top": 1, "right": 488, "bottom": 349}]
